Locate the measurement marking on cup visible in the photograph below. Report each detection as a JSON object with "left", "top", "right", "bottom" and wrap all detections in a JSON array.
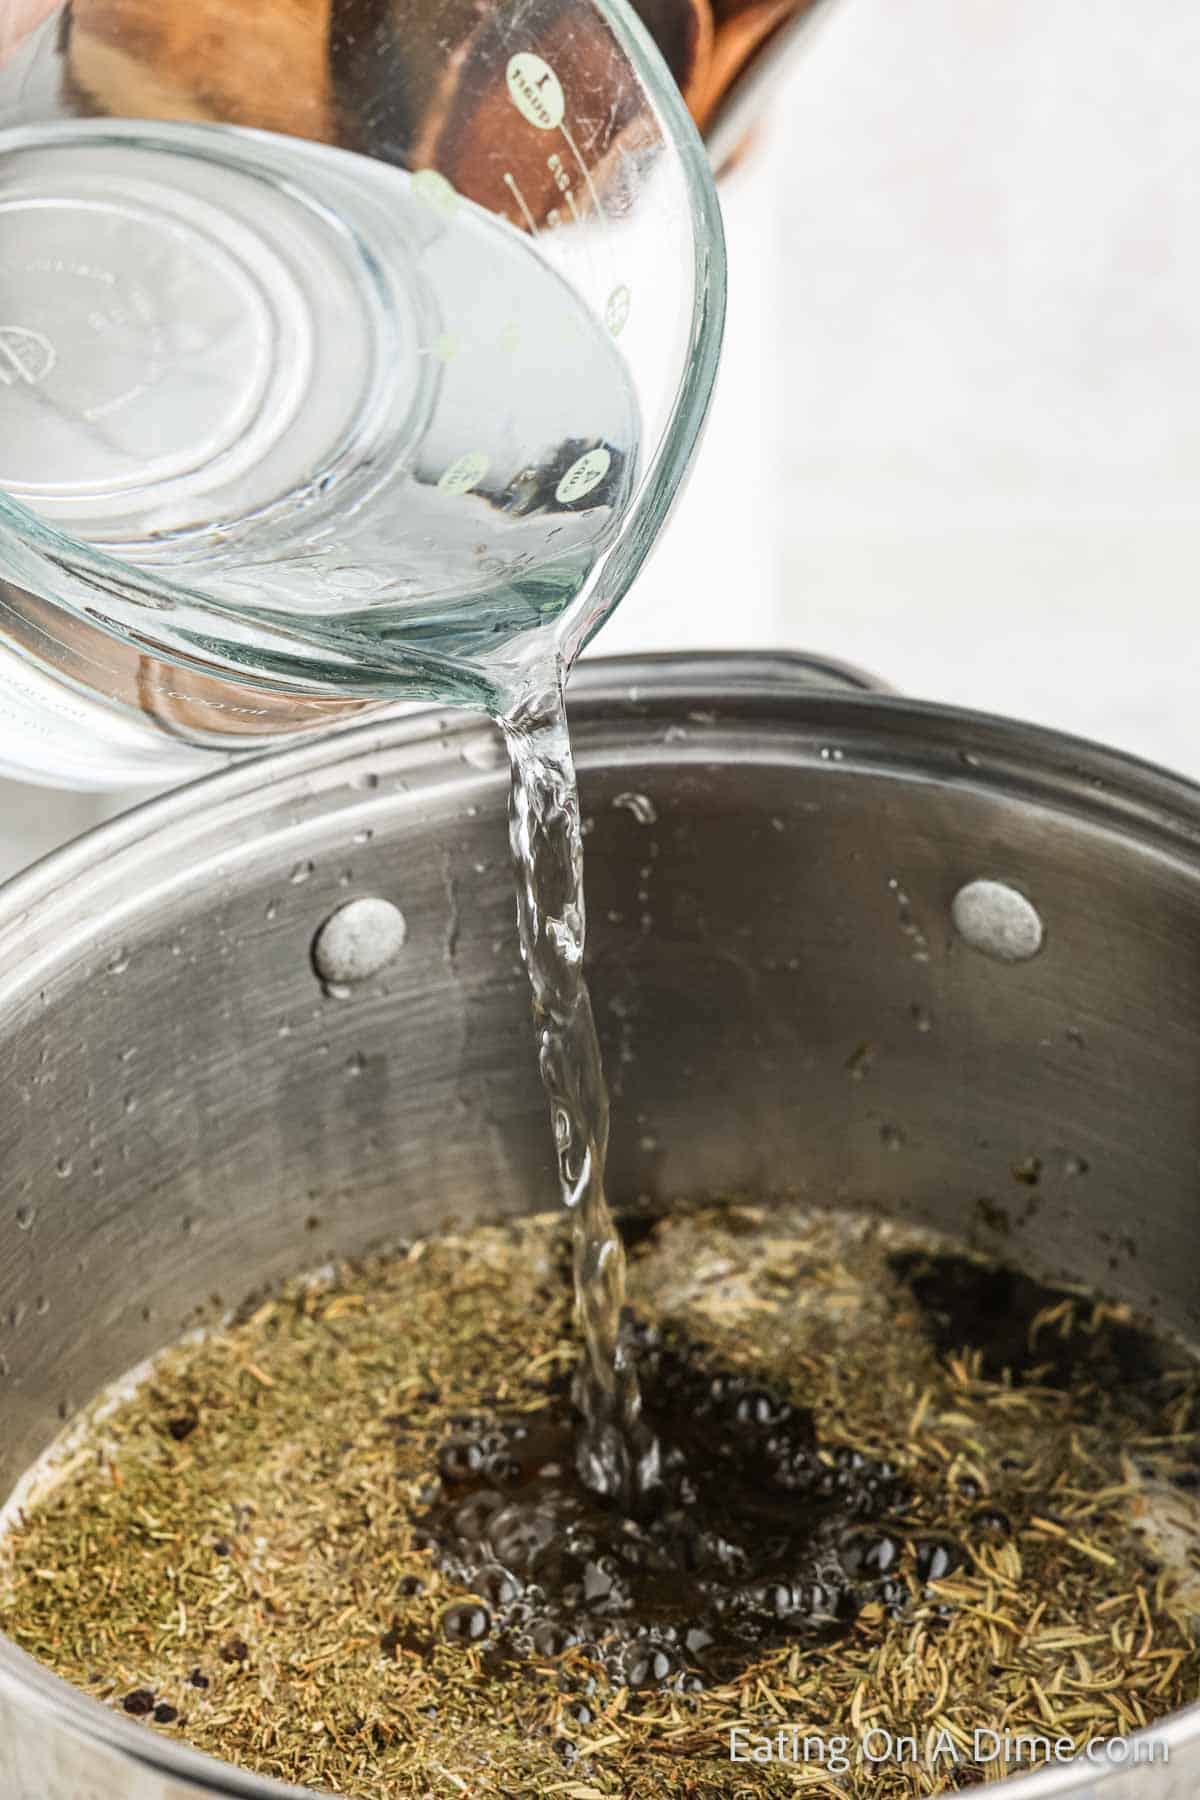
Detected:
[
  {"left": 503, "top": 172, "right": 540, "bottom": 238},
  {"left": 559, "top": 123, "right": 608, "bottom": 227},
  {"left": 0, "top": 326, "right": 55, "bottom": 387},
  {"left": 438, "top": 450, "right": 490, "bottom": 496},
  {"left": 556, "top": 446, "right": 611, "bottom": 504},
  {"left": 506, "top": 53, "right": 565, "bottom": 131}
]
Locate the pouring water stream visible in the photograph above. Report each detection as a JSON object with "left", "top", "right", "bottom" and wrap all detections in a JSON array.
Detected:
[{"left": 502, "top": 672, "right": 661, "bottom": 1511}]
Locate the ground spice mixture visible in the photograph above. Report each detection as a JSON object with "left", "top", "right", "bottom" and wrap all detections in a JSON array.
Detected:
[{"left": 2, "top": 1201, "right": 1199, "bottom": 1798}]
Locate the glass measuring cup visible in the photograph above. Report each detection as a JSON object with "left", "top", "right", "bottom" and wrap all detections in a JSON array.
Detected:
[{"left": 0, "top": 0, "right": 725, "bottom": 785}]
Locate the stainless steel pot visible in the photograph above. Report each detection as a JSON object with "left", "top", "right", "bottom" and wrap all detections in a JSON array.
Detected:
[{"left": 1, "top": 651, "right": 1198, "bottom": 1799}]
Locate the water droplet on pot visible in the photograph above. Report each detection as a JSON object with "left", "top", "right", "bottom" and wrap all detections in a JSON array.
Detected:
[
  {"left": 613, "top": 793, "right": 658, "bottom": 826},
  {"left": 461, "top": 730, "right": 505, "bottom": 771}
]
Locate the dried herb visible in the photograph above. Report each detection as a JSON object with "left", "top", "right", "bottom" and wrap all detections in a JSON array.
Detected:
[{"left": 2, "top": 1204, "right": 1198, "bottom": 1798}]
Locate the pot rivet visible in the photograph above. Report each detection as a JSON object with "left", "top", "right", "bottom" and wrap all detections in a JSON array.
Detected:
[
  {"left": 951, "top": 880, "right": 1043, "bottom": 962},
  {"left": 312, "top": 898, "right": 407, "bottom": 987}
]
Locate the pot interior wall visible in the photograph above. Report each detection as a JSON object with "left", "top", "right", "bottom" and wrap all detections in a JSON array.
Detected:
[{"left": 1, "top": 664, "right": 1198, "bottom": 1499}]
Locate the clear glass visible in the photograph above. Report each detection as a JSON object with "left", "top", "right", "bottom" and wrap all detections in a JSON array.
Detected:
[{"left": 0, "top": 0, "right": 725, "bottom": 784}]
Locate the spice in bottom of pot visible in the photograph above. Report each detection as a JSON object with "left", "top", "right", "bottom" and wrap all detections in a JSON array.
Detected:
[{"left": 2, "top": 1202, "right": 1198, "bottom": 1798}]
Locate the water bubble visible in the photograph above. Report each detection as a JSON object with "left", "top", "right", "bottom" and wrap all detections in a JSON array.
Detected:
[
  {"left": 15, "top": 1204, "right": 35, "bottom": 1231},
  {"left": 35, "top": 1295, "right": 49, "bottom": 1316},
  {"left": 916, "top": 1538, "right": 962, "bottom": 1583},
  {"left": 55, "top": 1156, "right": 72, "bottom": 1178},
  {"left": 442, "top": 1601, "right": 490, "bottom": 1643},
  {"left": 439, "top": 1439, "right": 486, "bottom": 1482},
  {"left": 353, "top": 829, "right": 373, "bottom": 846},
  {"left": 733, "top": 1390, "right": 786, "bottom": 1428},
  {"left": 623, "top": 1643, "right": 674, "bottom": 1687},
  {"left": 345, "top": 1051, "right": 367, "bottom": 1078},
  {"left": 952, "top": 879, "right": 1043, "bottom": 963},
  {"left": 453, "top": 1491, "right": 505, "bottom": 1539},
  {"left": 290, "top": 859, "right": 315, "bottom": 885},
  {"left": 352, "top": 770, "right": 380, "bottom": 791},
  {"left": 530, "top": 1618, "right": 576, "bottom": 1656},
  {"left": 489, "top": 1506, "right": 555, "bottom": 1571},
  {"left": 312, "top": 897, "right": 407, "bottom": 987},
  {"left": 845, "top": 1532, "right": 900, "bottom": 1577},
  {"left": 880, "top": 1123, "right": 905, "bottom": 1152},
  {"left": 475, "top": 1563, "right": 522, "bottom": 1606},
  {"left": 910, "top": 1004, "right": 933, "bottom": 1033},
  {"left": 582, "top": 1559, "right": 615, "bottom": 1603},
  {"left": 106, "top": 949, "right": 129, "bottom": 975}
]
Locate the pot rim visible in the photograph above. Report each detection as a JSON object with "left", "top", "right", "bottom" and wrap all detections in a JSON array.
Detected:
[
  {"left": 5, "top": 648, "right": 1200, "bottom": 934},
  {"left": 2, "top": 648, "right": 1199, "bottom": 1798}
]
